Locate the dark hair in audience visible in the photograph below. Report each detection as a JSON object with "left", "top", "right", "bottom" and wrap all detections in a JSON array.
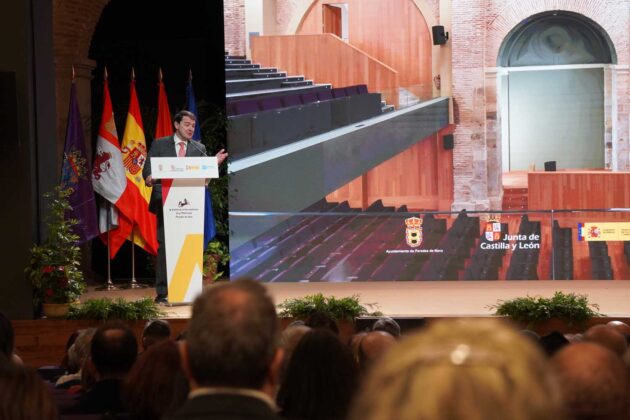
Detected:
[
  {"left": 124, "top": 340, "right": 189, "bottom": 420},
  {"left": 0, "top": 312, "right": 14, "bottom": 359},
  {"left": 186, "top": 278, "right": 279, "bottom": 389},
  {"left": 142, "top": 319, "right": 171, "bottom": 349},
  {"left": 0, "top": 363, "right": 59, "bottom": 420},
  {"left": 173, "top": 110, "right": 196, "bottom": 123},
  {"left": 539, "top": 331, "right": 569, "bottom": 356},
  {"left": 277, "top": 329, "right": 359, "bottom": 420},
  {"left": 304, "top": 310, "right": 339, "bottom": 335},
  {"left": 90, "top": 322, "right": 138, "bottom": 377}
]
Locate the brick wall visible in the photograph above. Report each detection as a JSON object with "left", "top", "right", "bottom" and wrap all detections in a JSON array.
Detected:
[
  {"left": 224, "top": 0, "right": 246, "bottom": 56},
  {"left": 451, "top": 0, "right": 630, "bottom": 210},
  {"left": 53, "top": 0, "right": 109, "bottom": 160}
]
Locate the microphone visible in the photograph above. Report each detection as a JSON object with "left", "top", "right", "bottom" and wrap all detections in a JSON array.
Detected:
[{"left": 186, "top": 139, "right": 209, "bottom": 157}]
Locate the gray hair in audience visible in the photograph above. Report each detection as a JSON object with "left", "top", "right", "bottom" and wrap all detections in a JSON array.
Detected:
[
  {"left": 349, "top": 318, "right": 563, "bottom": 420},
  {"left": 67, "top": 328, "right": 96, "bottom": 372},
  {"left": 372, "top": 317, "right": 401, "bottom": 338},
  {"left": 186, "top": 278, "right": 280, "bottom": 389}
]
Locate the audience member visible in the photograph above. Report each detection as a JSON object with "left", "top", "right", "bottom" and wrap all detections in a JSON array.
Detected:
[
  {"left": 277, "top": 329, "right": 359, "bottom": 420},
  {"left": 372, "top": 316, "right": 401, "bottom": 338},
  {"left": 552, "top": 342, "right": 628, "bottom": 420},
  {"left": 167, "top": 279, "right": 283, "bottom": 420},
  {"left": 539, "top": 331, "right": 570, "bottom": 356},
  {"left": 56, "top": 328, "right": 96, "bottom": 389},
  {"left": 278, "top": 324, "right": 311, "bottom": 378},
  {"left": 349, "top": 319, "right": 563, "bottom": 420},
  {"left": 583, "top": 324, "right": 627, "bottom": 357},
  {"left": 0, "top": 363, "right": 59, "bottom": 420},
  {"left": 347, "top": 332, "right": 367, "bottom": 364},
  {"left": 358, "top": 330, "right": 396, "bottom": 372},
  {"left": 125, "top": 340, "right": 189, "bottom": 420},
  {"left": 304, "top": 311, "right": 339, "bottom": 335},
  {"left": 519, "top": 329, "right": 540, "bottom": 343},
  {"left": 58, "top": 330, "right": 80, "bottom": 373},
  {"left": 607, "top": 320, "right": 630, "bottom": 343},
  {"left": 0, "top": 312, "right": 15, "bottom": 363},
  {"left": 63, "top": 322, "right": 138, "bottom": 415},
  {"left": 142, "top": 319, "right": 171, "bottom": 351}
]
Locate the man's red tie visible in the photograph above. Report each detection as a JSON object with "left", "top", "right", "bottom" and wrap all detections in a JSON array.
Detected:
[{"left": 178, "top": 142, "right": 186, "bottom": 157}]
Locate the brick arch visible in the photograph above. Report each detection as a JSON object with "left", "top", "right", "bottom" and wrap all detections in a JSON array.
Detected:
[
  {"left": 485, "top": 0, "right": 628, "bottom": 68},
  {"left": 53, "top": 0, "right": 110, "bottom": 61},
  {"left": 53, "top": 0, "right": 111, "bottom": 154}
]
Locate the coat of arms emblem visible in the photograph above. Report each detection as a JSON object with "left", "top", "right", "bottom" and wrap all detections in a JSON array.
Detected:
[{"left": 405, "top": 217, "right": 423, "bottom": 248}]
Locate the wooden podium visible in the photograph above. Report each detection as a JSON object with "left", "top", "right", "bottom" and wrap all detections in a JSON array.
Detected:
[{"left": 150, "top": 157, "right": 218, "bottom": 303}]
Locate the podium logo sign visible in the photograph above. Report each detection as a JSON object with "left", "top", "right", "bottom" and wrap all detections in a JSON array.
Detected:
[{"left": 178, "top": 198, "right": 190, "bottom": 208}]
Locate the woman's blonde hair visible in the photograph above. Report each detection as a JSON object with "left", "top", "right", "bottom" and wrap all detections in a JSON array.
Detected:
[{"left": 349, "top": 318, "right": 564, "bottom": 420}]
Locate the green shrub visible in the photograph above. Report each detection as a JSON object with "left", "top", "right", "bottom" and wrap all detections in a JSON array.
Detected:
[
  {"left": 277, "top": 293, "right": 381, "bottom": 321},
  {"left": 67, "top": 297, "right": 164, "bottom": 321},
  {"left": 490, "top": 291, "right": 602, "bottom": 327}
]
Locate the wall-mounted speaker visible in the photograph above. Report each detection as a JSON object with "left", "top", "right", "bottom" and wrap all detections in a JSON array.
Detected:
[
  {"left": 443, "top": 134, "right": 454, "bottom": 150},
  {"left": 432, "top": 25, "right": 449, "bottom": 45}
]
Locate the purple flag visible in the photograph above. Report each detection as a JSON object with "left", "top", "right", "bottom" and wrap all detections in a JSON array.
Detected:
[{"left": 60, "top": 82, "right": 99, "bottom": 243}]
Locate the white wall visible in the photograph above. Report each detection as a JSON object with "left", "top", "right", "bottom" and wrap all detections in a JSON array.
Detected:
[
  {"left": 507, "top": 66, "right": 605, "bottom": 170},
  {"left": 268, "top": 281, "right": 630, "bottom": 317}
]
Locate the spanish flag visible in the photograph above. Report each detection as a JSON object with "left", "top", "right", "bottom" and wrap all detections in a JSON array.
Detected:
[{"left": 120, "top": 75, "right": 158, "bottom": 255}]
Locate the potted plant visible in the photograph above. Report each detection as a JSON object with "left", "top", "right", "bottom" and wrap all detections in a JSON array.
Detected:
[
  {"left": 203, "top": 239, "right": 230, "bottom": 285},
  {"left": 277, "top": 293, "right": 382, "bottom": 337},
  {"left": 490, "top": 291, "right": 603, "bottom": 334},
  {"left": 67, "top": 297, "right": 163, "bottom": 320},
  {"left": 278, "top": 293, "right": 380, "bottom": 321},
  {"left": 25, "top": 186, "right": 86, "bottom": 318}
]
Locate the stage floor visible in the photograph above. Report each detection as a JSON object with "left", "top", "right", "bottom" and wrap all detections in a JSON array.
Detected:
[
  {"left": 82, "top": 285, "right": 191, "bottom": 318},
  {"left": 83, "top": 280, "right": 630, "bottom": 318}
]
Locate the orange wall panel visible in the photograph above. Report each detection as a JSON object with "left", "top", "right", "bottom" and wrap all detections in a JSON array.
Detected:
[
  {"left": 251, "top": 34, "right": 399, "bottom": 106},
  {"left": 327, "top": 129, "right": 454, "bottom": 211},
  {"left": 297, "top": 0, "right": 432, "bottom": 96},
  {"left": 529, "top": 172, "right": 630, "bottom": 210}
]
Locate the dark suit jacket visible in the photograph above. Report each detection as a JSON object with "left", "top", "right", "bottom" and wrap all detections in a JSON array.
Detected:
[
  {"left": 143, "top": 135, "right": 207, "bottom": 214},
  {"left": 61, "top": 378, "right": 126, "bottom": 415},
  {"left": 165, "top": 393, "right": 283, "bottom": 420}
]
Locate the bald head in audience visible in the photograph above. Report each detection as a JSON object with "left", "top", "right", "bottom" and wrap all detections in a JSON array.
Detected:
[
  {"left": 583, "top": 324, "right": 627, "bottom": 357},
  {"left": 607, "top": 320, "right": 630, "bottom": 341},
  {"left": 552, "top": 342, "right": 628, "bottom": 420},
  {"left": 358, "top": 331, "right": 396, "bottom": 371}
]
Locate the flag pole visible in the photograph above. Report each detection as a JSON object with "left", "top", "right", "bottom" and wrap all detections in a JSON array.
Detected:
[
  {"left": 96, "top": 202, "right": 120, "bottom": 291},
  {"left": 124, "top": 223, "right": 147, "bottom": 289}
]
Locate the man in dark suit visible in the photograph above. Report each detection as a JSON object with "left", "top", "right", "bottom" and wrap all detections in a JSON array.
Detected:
[
  {"left": 62, "top": 322, "right": 137, "bottom": 416},
  {"left": 143, "top": 110, "right": 227, "bottom": 303},
  {"left": 166, "top": 279, "right": 284, "bottom": 420}
]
